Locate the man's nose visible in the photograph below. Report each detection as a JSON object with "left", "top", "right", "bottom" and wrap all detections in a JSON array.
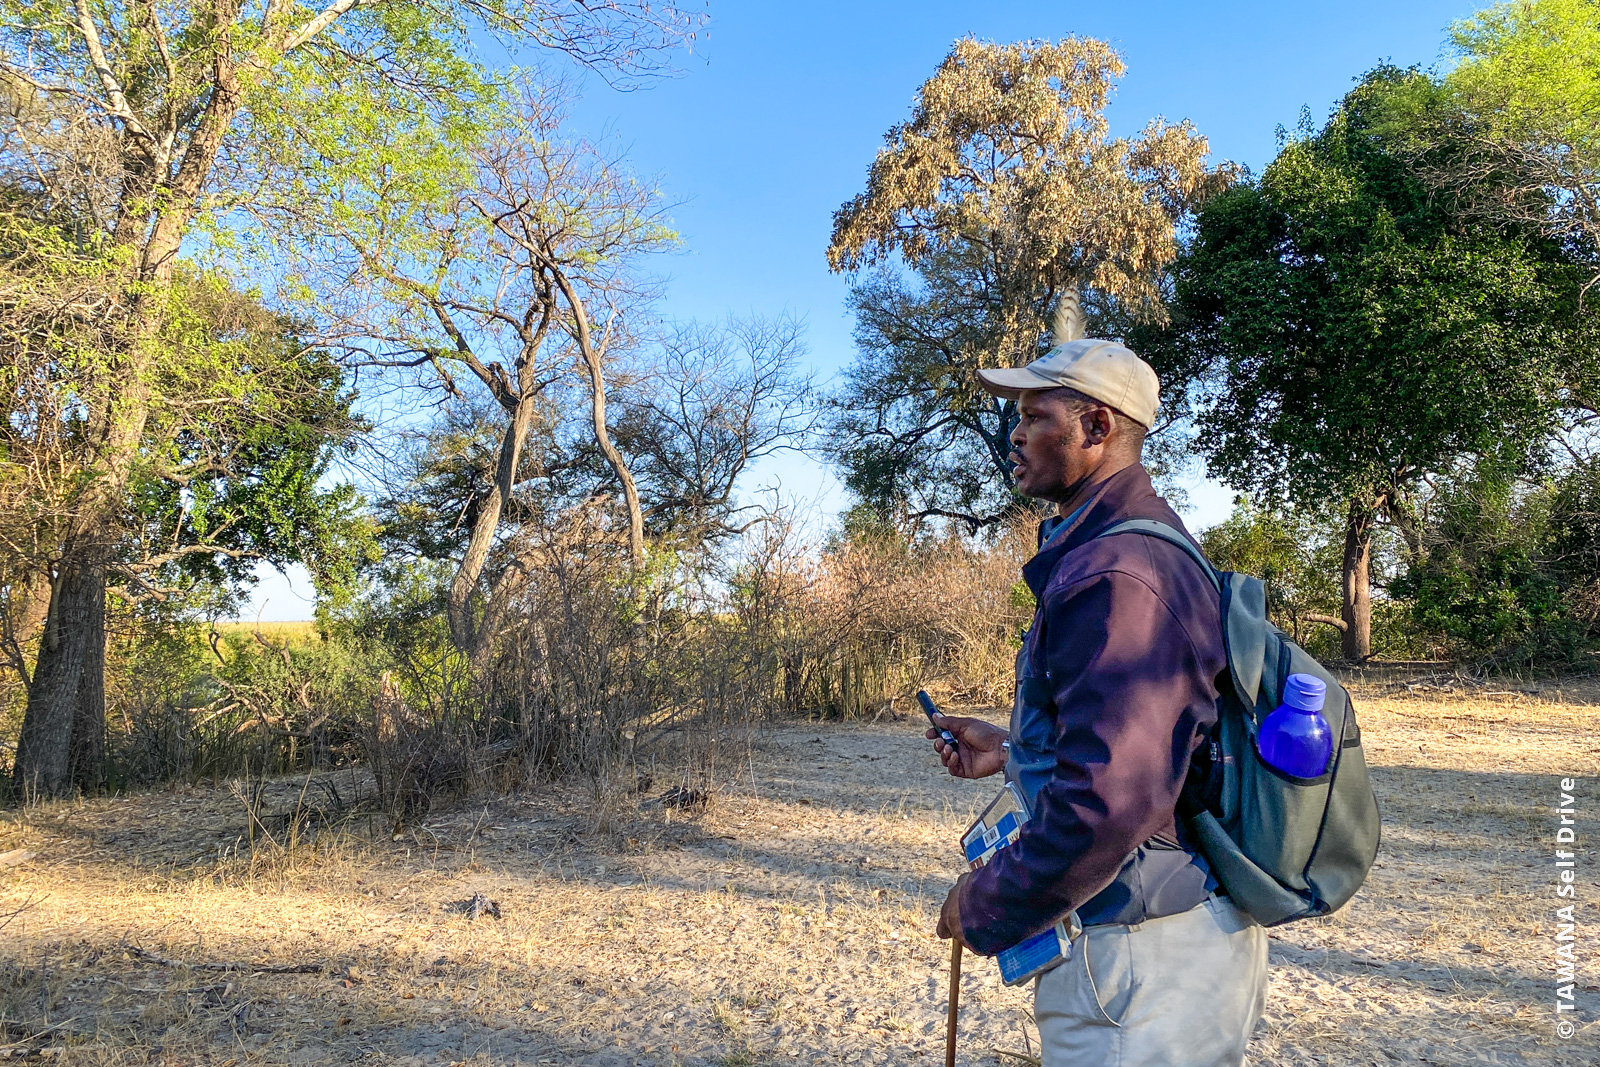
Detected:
[{"left": 1009, "top": 420, "right": 1025, "bottom": 447}]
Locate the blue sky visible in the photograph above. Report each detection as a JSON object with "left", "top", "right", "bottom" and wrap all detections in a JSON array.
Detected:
[{"left": 238, "top": 0, "right": 1478, "bottom": 620}]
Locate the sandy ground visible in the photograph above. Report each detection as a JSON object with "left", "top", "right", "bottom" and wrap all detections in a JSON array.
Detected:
[{"left": 1, "top": 678, "right": 1598, "bottom": 1066}]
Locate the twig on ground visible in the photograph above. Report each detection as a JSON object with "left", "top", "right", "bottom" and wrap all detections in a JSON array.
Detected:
[
  {"left": 127, "top": 945, "right": 326, "bottom": 974},
  {"left": 0, "top": 1018, "right": 78, "bottom": 1052},
  {"left": 0, "top": 893, "right": 42, "bottom": 933}
]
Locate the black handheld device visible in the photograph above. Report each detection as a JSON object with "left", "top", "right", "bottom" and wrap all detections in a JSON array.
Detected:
[{"left": 917, "top": 690, "right": 958, "bottom": 750}]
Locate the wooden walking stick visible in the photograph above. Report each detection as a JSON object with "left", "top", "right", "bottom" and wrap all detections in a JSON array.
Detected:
[{"left": 945, "top": 937, "right": 962, "bottom": 1067}]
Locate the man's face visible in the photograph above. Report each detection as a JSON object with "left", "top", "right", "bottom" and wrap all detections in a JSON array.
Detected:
[{"left": 1008, "top": 390, "right": 1096, "bottom": 502}]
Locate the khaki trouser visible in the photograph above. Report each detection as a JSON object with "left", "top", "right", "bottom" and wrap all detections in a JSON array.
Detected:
[{"left": 1034, "top": 895, "right": 1268, "bottom": 1067}]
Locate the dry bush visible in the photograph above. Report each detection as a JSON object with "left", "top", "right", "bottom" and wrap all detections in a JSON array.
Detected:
[
  {"left": 354, "top": 506, "right": 1039, "bottom": 826},
  {"left": 104, "top": 621, "right": 376, "bottom": 790},
  {"left": 352, "top": 508, "right": 785, "bottom": 825},
  {"left": 22, "top": 506, "right": 1037, "bottom": 827},
  {"left": 751, "top": 517, "right": 1036, "bottom": 719}
]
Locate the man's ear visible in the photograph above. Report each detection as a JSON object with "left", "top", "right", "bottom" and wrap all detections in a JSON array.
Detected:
[{"left": 1081, "top": 404, "right": 1115, "bottom": 446}]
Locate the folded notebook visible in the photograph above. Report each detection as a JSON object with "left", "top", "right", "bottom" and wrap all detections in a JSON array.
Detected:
[{"left": 961, "top": 781, "right": 1080, "bottom": 986}]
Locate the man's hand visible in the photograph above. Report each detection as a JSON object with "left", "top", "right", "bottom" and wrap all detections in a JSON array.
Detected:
[
  {"left": 938, "top": 872, "right": 971, "bottom": 947},
  {"left": 926, "top": 715, "right": 1008, "bottom": 779}
]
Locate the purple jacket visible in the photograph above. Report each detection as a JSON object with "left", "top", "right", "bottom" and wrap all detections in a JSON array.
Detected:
[{"left": 959, "top": 464, "right": 1226, "bottom": 954}]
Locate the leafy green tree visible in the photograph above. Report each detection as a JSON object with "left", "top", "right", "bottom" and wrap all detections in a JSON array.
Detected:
[
  {"left": 824, "top": 37, "right": 1234, "bottom": 527},
  {"left": 118, "top": 272, "right": 371, "bottom": 613},
  {"left": 1174, "top": 67, "right": 1589, "bottom": 660},
  {"left": 1198, "top": 497, "right": 1344, "bottom": 646},
  {"left": 1392, "top": 463, "right": 1588, "bottom": 666},
  {"left": 0, "top": 0, "right": 698, "bottom": 797},
  {"left": 1437, "top": 1, "right": 1600, "bottom": 296},
  {"left": 1546, "top": 455, "right": 1600, "bottom": 583},
  {"left": 0, "top": 195, "right": 367, "bottom": 793}
]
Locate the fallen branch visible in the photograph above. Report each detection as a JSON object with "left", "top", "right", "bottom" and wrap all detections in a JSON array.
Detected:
[
  {"left": 0, "top": 1019, "right": 74, "bottom": 1041},
  {"left": 127, "top": 946, "right": 326, "bottom": 974},
  {"left": 0, "top": 1017, "right": 79, "bottom": 1052},
  {"left": 0, "top": 892, "right": 41, "bottom": 933}
]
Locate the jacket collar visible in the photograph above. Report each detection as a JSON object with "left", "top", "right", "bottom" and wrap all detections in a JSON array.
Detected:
[{"left": 1021, "top": 464, "right": 1159, "bottom": 600}]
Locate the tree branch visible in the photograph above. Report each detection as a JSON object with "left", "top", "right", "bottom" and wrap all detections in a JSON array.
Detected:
[
  {"left": 278, "top": 0, "right": 370, "bottom": 53},
  {"left": 69, "top": 0, "right": 154, "bottom": 144}
]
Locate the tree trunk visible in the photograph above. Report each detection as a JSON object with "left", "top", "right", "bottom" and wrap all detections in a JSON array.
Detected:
[
  {"left": 447, "top": 397, "right": 538, "bottom": 661},
  {"left": 550, "top": 268, "right": 645, "bottom": 568},
  {"left": 68, "top": 568, "right": 107, "bottom": 794},
  {"left": 12, "top": 546, "right": 105, "bottom": 799},
  {"left": 12, "top": 23, "right": 246, "bottom": 797},
  {"left": 13, "top": 0, "right": 362, "bottom": 798},
  {"left": 583, "top": 348, "right": 646, "bottom": 568},
  {"left": 1340, "top": 502, "right": 1376, "bottom": 662}
]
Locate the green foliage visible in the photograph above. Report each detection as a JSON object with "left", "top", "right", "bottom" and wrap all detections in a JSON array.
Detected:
[
  {"left": 1170, "top": 64, "right": 1595, "bottom": 659},
  {"left": 1395, "top": 469, "right": 1569, "bottom": 665},
  {"left": 330, "top": 557, "right": 472, "bottom": 719},
  {"left": 122, "top": 268, "right": 374, "bottom": 614},
  {"left": 1448, "top": 0, "right": 1600, "bottom": 151},
  {"left": 107, "top": 619, "right": 384, "bottom": 787},
  {"left": 0, "top": 191, "right": 367, "bottom": 615},
  {"left": 1200, "top": 498, "right": 1342, "bottom": 647},
  {"left": 1439, "top": 0, "right": 1600, "bottom": 351},
  {"left": 1397, "top": 460, "right": 1600, "bottom": 667},
  {"left": 1545, "top": 456, "right": 1600, "bottom": 581},
  {"left": 1179, "top": 67, "right": 1584, "bottom": 512}
]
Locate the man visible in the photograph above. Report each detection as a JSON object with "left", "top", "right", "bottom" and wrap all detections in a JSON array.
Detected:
[{"left": 926, "top": 335, "right": 1268, "bottom": 1065}]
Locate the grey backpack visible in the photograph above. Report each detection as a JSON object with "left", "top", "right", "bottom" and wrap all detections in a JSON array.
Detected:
[{"left": 1099, "top": 519, "right": 1382, "bottom": 926}]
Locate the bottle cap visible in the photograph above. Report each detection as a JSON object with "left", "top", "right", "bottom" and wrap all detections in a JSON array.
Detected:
[{"left": 1282, "top": 673, "right": 1326, "bottom": 712}]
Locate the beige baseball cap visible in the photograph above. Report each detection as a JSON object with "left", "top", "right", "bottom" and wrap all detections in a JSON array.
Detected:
[{"left": 975, "top": 338, "right": 1161, "bottom": 428}]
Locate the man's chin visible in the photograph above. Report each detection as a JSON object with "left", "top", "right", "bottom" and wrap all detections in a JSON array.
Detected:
[{"left": 1016, "top": 474, "right": 1067, "bottom": 503}]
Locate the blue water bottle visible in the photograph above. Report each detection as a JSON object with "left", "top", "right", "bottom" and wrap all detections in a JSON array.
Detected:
[{"left": 1256, "top": 673, "right": 1333, "bottom": 778}]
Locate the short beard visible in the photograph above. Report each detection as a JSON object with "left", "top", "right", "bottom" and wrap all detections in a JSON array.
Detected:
[{"left": 1024, "top": 429, "right": 1088, "bottom": 506}]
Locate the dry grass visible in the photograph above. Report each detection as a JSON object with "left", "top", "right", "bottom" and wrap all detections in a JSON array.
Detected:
[
  {"left": 211, "top": 621, "right": 320, "bottom": 646},
  {"left": 1, "top": 677, "right": 1597, "bottom": 1065}
]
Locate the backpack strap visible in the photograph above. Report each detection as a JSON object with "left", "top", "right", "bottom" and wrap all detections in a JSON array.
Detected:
[
  {"left": 1092, "top": 519, "right": 1232, "bottom": 862},
  {"left": 1095, "top": 519, "right": 1222, "bottom": 593},
  {"left": 1098, "top": 518, "right": 1267, "bottom": 719}
]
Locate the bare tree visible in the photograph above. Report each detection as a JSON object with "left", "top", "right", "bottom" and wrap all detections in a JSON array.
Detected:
[
  {"left": 289, "top": 86, "right": 673, "bottom": 663},
  {"left": 615, "top": 316, "right": 815, "bottom": 543}
]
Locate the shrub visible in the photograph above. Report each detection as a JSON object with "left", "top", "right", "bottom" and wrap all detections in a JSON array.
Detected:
[{"left": 1395, "top": 465, "right": 1600, "bottom": 669}]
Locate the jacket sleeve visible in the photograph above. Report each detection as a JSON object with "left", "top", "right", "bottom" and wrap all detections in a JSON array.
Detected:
[{"left": 958, "top": 570, "right": 1212, "bottom": 955}]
